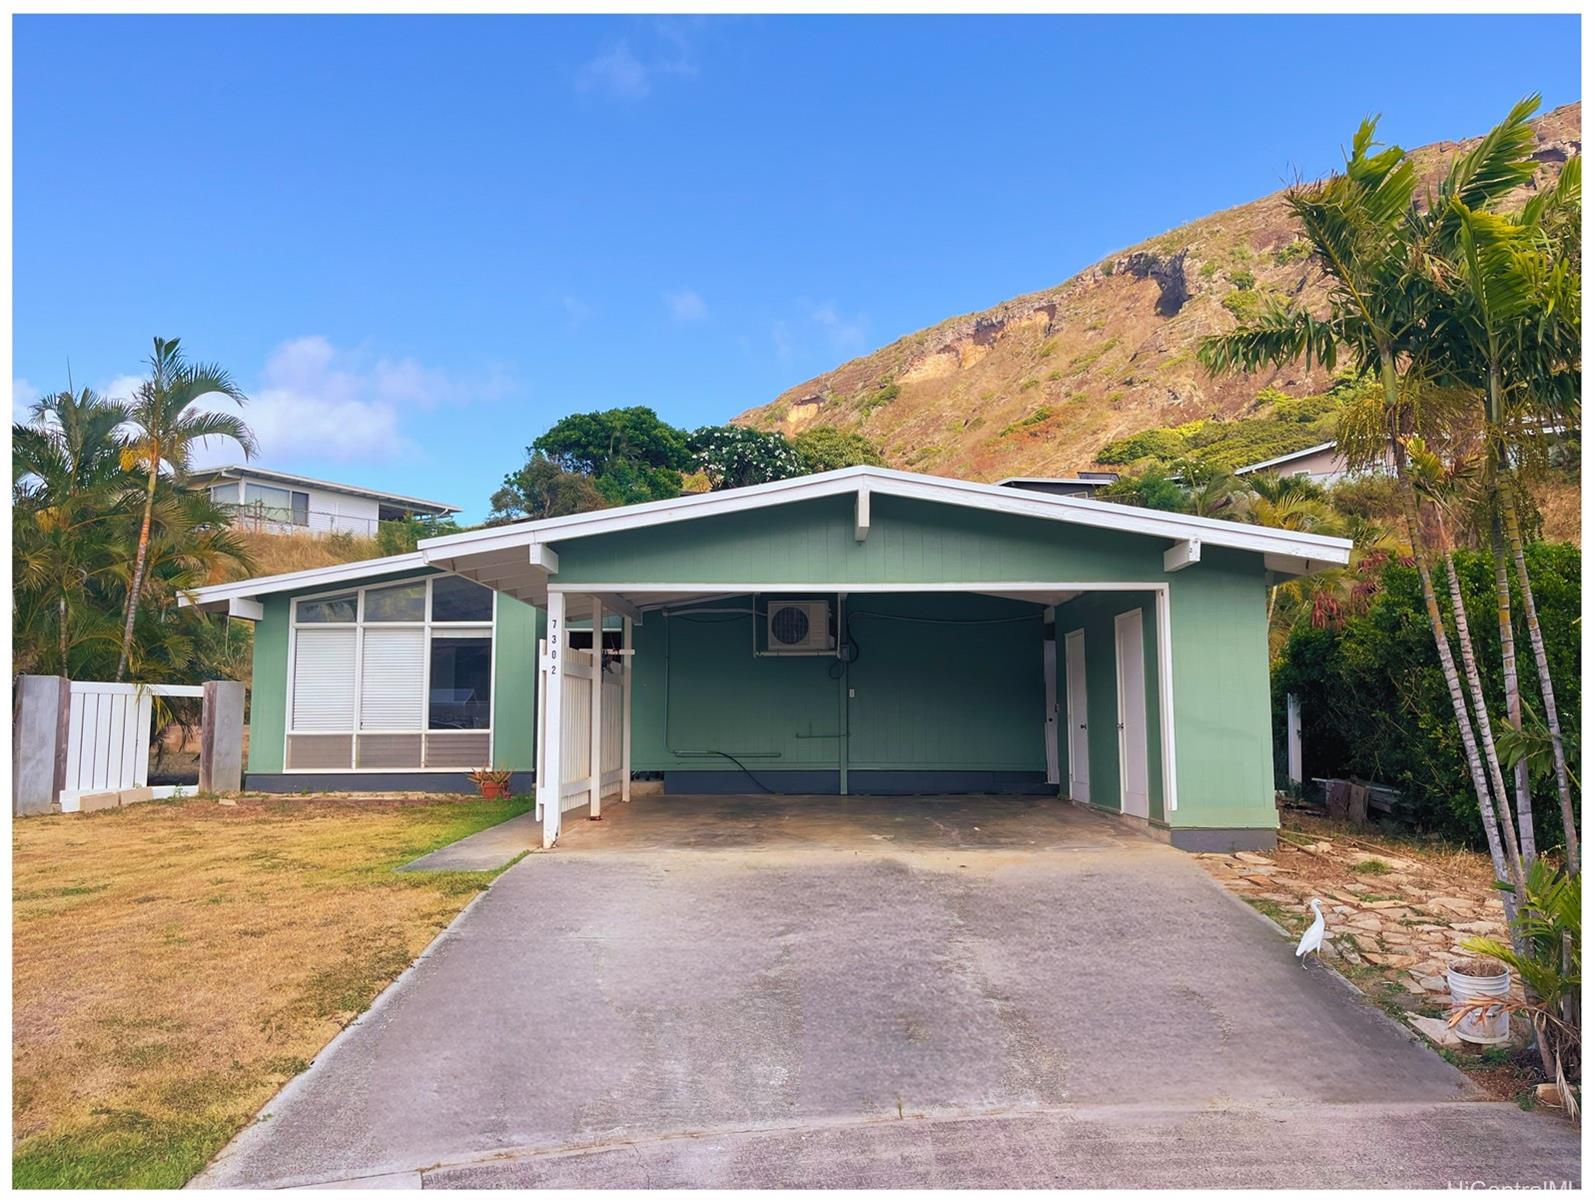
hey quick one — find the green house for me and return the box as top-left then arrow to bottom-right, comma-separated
184,467 -> 1349,852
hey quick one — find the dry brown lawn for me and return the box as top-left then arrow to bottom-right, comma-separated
12,793 -> 532,1188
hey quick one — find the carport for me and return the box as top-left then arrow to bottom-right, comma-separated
416,467 -> 1349,851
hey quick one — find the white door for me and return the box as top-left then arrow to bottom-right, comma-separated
1064,629 -> 1090,804
1115,609 -> 1150,819
1042,632 -> 1060,786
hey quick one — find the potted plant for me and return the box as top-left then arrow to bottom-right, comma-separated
467,767 -> 514,799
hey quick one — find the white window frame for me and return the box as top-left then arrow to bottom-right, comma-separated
285,573 -> 498,772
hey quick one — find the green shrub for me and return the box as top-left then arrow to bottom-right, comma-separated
1037,340 -> 1057,358
1228,268 -> 1256,291
859,382 -> 899,416
1274,238 -> 1311,265
1223,289 -> 1265,321
1273,543 -> 1581,849
1097,428 -> 1189,464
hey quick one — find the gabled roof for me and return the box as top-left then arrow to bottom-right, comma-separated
181,466 -> 1351,613
187,465 -> 460,514
1233,442 -> 1338,476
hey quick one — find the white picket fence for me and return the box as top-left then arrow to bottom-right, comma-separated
59,681 -> 205,811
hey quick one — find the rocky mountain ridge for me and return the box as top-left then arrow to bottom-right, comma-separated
735,103 -> 1581,481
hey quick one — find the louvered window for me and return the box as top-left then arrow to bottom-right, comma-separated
287,575 -> 495,771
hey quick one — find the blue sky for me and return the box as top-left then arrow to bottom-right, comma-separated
14,14 -> 1580,521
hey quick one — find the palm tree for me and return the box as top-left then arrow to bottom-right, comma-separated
1405,436 -> 1525,881
13,389 -> 135,675
1197,102 -> 1544,908
1428,164 -> 1583,873
115,337 -> 256,681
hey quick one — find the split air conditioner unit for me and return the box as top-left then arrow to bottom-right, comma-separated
764,599 -> 834,655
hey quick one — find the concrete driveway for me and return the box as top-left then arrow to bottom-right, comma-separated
196,796 -> 1580,1189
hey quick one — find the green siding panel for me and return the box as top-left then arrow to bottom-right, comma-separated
629,593 -> 1046,774
554,495 -> 1170,586
846,594 -> 1044,770
1164,548 -> 1278,832
247,595 -> 290,774
491,594 -> 541,771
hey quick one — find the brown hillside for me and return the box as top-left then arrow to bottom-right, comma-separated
736,103 -> 1580,481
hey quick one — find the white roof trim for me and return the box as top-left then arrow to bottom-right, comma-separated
178,552 -> 429,610
188,464 -> 460,514
418,466 -> 1351,565
1233,442 -> 1337,476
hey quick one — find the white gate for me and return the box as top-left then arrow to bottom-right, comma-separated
60,681 -> 206,811
535,616 -> 632,836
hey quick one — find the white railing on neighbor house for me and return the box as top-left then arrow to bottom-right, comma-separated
219,501 -> 388,539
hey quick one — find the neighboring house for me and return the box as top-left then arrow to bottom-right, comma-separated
187,466 -> 459,538
1232,441 -> 1392,486
183,466 -> 1350,852
996,472 -> 1120,498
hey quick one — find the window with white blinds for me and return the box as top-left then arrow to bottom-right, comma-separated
359,628 -> 425,730
287,575 -> 495,771
291,628 -> 357,730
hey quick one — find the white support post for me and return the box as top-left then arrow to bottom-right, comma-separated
621,615 -> 633,802
535,637 -> 547,822
588,596 -> 604,820
542,592 -> 565,849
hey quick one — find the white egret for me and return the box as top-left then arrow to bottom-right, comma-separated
1295,898 -> 1325,968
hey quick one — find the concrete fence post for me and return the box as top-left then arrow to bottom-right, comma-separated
13,675 -> 70,816
199,679 -> 246,794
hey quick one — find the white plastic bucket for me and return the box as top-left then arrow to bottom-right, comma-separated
1447,964 -> 1513,1045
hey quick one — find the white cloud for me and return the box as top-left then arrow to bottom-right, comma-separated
577,26 -> 697,101
769,301 -> 871,363
665,288 -> 708,323
806,302 -> 870,352
185,336 -> 511,470
13,378 -> 41,424
578,41 -> 653,100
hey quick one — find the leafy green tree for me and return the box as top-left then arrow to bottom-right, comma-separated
687,425 -> 803,490
488,452 -> 609,524
13,389 -> 136,674
1098,468 -> 1187,511
792,426 -> 885,473
117,337 -> 256,680
532,406 -> 689,505
374,513 -> 465,555
14,387 -> 253,682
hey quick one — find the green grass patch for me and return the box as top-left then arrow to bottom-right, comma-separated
1351,858 -> 1392,875
14,1113 -> 240,1190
